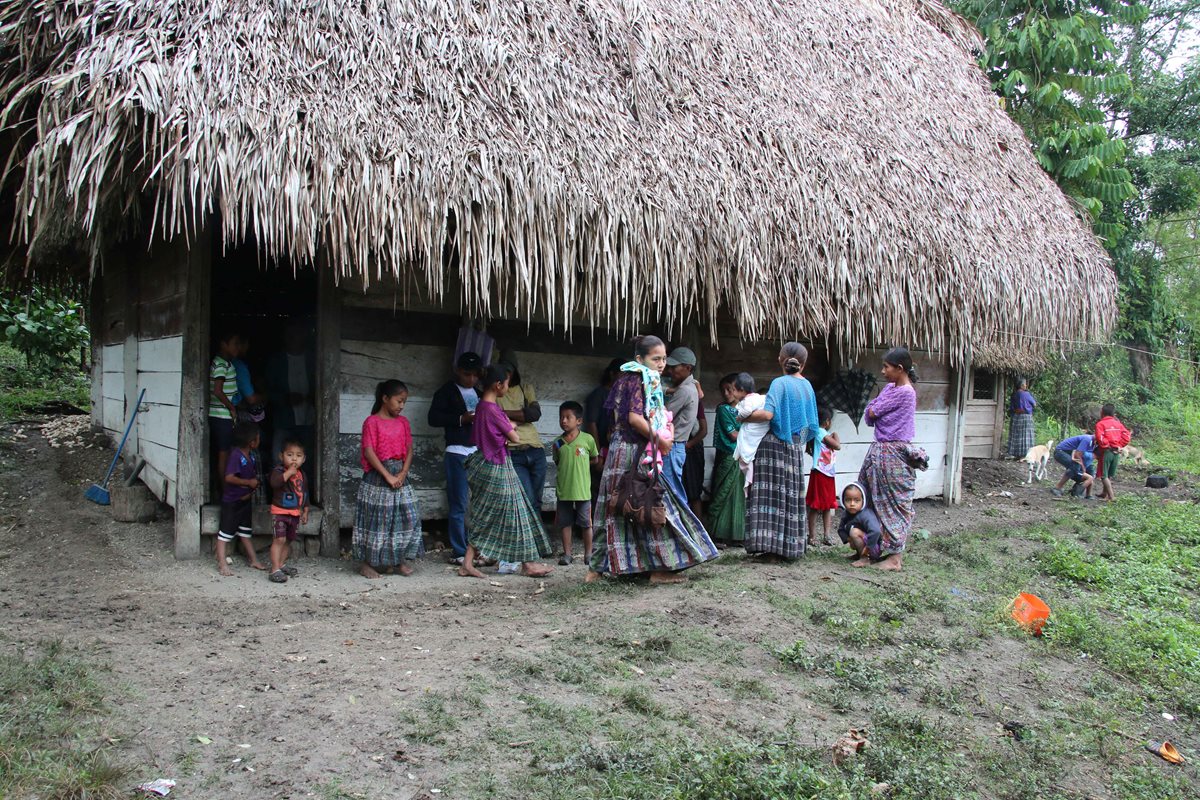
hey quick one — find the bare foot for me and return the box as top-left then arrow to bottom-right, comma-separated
218,564 -> 233,577
585,570 -> 603,583
458,563 -> 486,578
359,564 -> 382,579
249,561 -> 267,571
871,556 -> 903,572
521,562 -> 553,577
395,563 -> 414,577
649,571 -> 687,584
850,557 -> 871,568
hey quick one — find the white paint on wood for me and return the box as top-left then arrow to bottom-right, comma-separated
137,404 -> 181,450
136,371 -> 182,409
101,344 -> 124,373
139,458 -> 175,506
136,336 -> 183,372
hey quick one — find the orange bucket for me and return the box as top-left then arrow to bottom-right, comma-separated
1011,593 -> 1050,635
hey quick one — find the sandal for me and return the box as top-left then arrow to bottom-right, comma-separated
282,564 -> 299,577
269,570 -> 289,583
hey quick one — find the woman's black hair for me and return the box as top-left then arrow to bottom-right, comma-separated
733,372 -> 756,393
883,346 -> 919,383
817,405 -> 833,425
633,335 -> 665,357
601,358 -> 625,385
481,364 -> 509,390
371,379 -> 408,414
719,372 -> 739,389
781,342 -> 807,375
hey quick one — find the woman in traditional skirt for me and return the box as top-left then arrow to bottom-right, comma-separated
1006,379 -> 1037,458
856,347 -> 919,571
744,343 -> 819,561
354,380 -> 423,579
587,335 -> 719,585
707,373 -> 750,546
459,365 -> 554,579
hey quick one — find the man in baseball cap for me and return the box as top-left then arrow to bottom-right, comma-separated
663,347 -> 700,503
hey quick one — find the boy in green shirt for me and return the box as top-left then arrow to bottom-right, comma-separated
553,401 -> 600,566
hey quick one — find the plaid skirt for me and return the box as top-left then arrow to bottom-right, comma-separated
707,451 -> 746,542
590,432 -> 719,575
353,461 -> 424,566
858,441 -> 915,557
1007,413 -> 1035,457
745,433 -> 808,559
466,452 -> 553,563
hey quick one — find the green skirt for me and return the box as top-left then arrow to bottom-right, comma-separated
707,451 -> 745,542
466,452 -> 553,563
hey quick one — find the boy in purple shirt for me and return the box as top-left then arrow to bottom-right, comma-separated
217,422 -> 267,576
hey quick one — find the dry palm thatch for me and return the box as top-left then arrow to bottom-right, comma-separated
0,0 -> 1114,368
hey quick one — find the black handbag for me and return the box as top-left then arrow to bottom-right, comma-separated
608,444 -> 667,531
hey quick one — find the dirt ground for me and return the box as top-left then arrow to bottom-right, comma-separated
0,416 -> 1194,799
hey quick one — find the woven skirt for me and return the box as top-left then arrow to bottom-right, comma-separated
590,432 -> 719,575
707,451 -> 745,542
352,461 -> 424,566
1007,413 -> 1035,458
466,452 -> 553,563
858,441 -> 915,557
744,433 -> 807,559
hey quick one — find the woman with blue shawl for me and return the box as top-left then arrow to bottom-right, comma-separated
743,342 -> 819,561
587,335 -> 719,584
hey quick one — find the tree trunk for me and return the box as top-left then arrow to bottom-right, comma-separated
1125,339 -> 1154,388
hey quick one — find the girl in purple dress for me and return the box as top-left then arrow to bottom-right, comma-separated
857,347 -> 919,571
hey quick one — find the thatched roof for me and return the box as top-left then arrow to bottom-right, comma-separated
0,0 -> 1114,367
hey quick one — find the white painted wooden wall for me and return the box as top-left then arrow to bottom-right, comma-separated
100,344 -> 125,433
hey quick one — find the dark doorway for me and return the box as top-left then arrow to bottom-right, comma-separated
210,243 -> 320,502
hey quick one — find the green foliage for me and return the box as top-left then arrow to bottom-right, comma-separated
0,344 -> 89,421
0,640 -> 126,799
0,287 -> 89,373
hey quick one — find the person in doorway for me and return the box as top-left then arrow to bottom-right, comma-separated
584,358 -> 624,498
1006,379 -> 1037,459
1051,433 -> 1096,500
496,350 -> 547,514
858,347 -> 920,571
265,322 -> 315,464
662,347 -> 700,504
216,421 -> 267,576
459,365 -> 554,579
1093,404 -> 1131,502
209,328 -> 243,491
428,351 -> 483,565
267,437 -> 309,583
231,336 -> 266,424
355,380 -> 423,578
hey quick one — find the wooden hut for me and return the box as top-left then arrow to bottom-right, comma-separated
0,0 -> 1115,558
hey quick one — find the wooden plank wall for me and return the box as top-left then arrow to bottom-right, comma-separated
135,336 -> 183,505
962,368 -> 1002,459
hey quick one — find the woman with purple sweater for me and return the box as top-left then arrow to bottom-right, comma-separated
857,347 -> 919,571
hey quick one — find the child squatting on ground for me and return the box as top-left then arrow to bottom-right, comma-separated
837,482 -> 883,567
216,421 -> 267,576
553,401 -> 601,566
806,405 -> 841,547
267,437 -> 309,583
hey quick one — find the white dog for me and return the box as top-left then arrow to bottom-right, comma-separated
1024,439 -> 1055,484
1119,444 -> 1149,466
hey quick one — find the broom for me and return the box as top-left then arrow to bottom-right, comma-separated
85,388 -> 146,506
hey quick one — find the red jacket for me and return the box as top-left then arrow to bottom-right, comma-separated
1094,416 -> 1131,451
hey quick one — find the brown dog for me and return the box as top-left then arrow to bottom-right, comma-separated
1119,444 -> 1149,466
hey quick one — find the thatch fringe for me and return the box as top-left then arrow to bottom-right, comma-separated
0,0 -> 1113,369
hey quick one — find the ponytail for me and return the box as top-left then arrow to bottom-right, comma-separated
781,342 -> 807,375
372,379 -> 408,414
883,346 -> 919,384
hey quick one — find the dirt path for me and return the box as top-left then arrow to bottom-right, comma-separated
1,417 -> 1193,799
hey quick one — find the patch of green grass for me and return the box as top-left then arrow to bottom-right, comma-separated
399,691 -> 459,745
0,640 -> 126,800
0,345 -> 89,421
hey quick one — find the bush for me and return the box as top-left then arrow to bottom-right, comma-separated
0,287 -> 89,374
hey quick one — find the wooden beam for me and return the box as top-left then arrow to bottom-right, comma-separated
992,375 -> 1008,458
174,225 -> 212,559
88,273 -> 104,429
943,362 -> 969,505
317,258 -> 342,556
122,245 -> 140,467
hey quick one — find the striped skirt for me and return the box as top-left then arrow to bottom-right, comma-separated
744,433 -> 807,559
353,460 -> 424,566
858,441 -> 915,557
707,451 -> 746,542
466,452 -> 553,563
590,432 -> 719,575
1007,413 -> 1035,458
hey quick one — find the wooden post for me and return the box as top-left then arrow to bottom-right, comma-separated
943,361 -> 970,505
88,274 -> 104,430
316,259 -> 342,557
173,225 -> 212,559
122,246 -> 140,467
991,375 -> 1008,458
